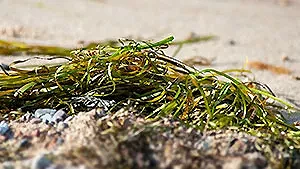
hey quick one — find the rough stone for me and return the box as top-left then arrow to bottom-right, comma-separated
34,109 -> 56,119
0,121 -> 9,135
52,109 -> 68,123
31,154 -> 52,169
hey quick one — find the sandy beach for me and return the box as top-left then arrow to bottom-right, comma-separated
1,0 -> 300,168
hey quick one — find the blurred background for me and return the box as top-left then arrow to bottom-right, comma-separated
1,0 -> 300,104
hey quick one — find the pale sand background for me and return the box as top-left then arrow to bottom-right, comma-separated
1,0 -> 300,116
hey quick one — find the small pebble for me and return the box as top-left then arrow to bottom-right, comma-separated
44,164 -> 61,169
0,121 -> 9,135
20,112 -> 33,122
64,116 -> 74,123
46,138 -> 58,149
243,152 -> 268,168
34,109 -> 56,118
2,161 -> 14,169
41,114 -> 53,124
30,118 -> 42,124
77,40 -> 85,45
31,129 -> 40,137
228,40 -> 236,46
31,154 -> 52,169
292,76 -> 300,81
0,135 -> 6,142
228,138 -> 247,155
281,55 -> 290,62
57,122 -> 68,131
56,137 -> 64,145
198,140 -> 210,151
52,109 -> 68,123
0,63 -> 10,71
95,107 -> 107,118
18,138 -> 30,149
14,130 -> 23,138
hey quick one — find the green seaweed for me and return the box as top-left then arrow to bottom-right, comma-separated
0,35 -> 215,56
0,36 -> 300,163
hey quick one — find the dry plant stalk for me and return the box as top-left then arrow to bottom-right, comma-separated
248,61 -> 292,75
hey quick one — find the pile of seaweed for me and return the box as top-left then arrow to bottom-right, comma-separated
0,36 -> 300,161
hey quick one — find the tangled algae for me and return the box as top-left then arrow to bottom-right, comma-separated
0,36 -> 300,159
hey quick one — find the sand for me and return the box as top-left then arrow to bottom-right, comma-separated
1,0 -> 300,168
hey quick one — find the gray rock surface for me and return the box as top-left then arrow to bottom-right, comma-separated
0,121 -> 9,135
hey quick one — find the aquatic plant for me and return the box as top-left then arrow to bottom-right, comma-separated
0,36 -> 299,162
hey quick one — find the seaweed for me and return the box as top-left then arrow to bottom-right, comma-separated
0,35 -> 215,56
0,36 -> 300,162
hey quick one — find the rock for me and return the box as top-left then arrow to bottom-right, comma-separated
228,138 -> 248,155
0,134 -> 6,142
56,137 -> 64,145
0,63 -> 10,71
2,161 -> 14,169
20,112 -> 33,122
64,116 -> 74,123
31,129 -> 40,137
228,39 -> 236,46
223,157 -> 242,169
44,164 -> 61,169
31,154 -> 52,169
14,130 -> 23,138
52,109 -> 68,123
30,118 -> 42,124
243,152 -> 267,169
46,138 -> 58,149
34,109 -> 56,119
196,139 -> 210,151
41,114 -> 53,124
33,109 -> 69,125
0,121 -> 9,135
57,122 -> 68,131
18,138 -> 31,149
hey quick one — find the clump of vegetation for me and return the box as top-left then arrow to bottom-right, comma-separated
0,36 -> 300,161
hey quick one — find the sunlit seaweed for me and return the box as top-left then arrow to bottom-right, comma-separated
0,36 -> 300,162
0,35 -> 215,56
